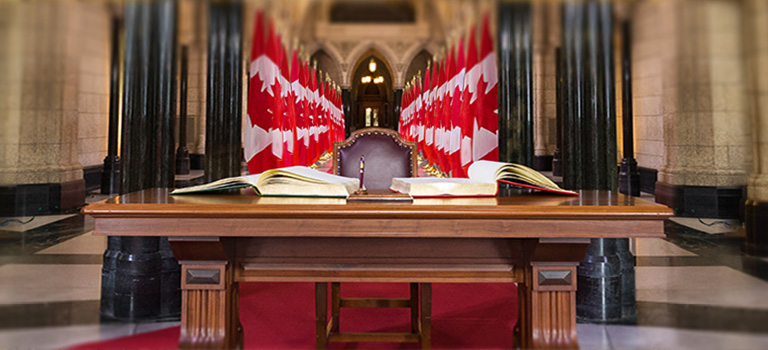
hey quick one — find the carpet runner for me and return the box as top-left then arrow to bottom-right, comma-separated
69,282 -> 517,349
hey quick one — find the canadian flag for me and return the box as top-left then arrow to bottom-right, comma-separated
310,67 -> 320,163
424,65 -> 437,165
434,60 -> 446,171
420,65 -> 432,161
441,51 -> 454,174
475,14 -> 499,162
450,38 -> 466,177
292,52 -> 307,166
461,25 -> 480,175
417,74 -> 426,151
245,12 -> 279,174
279,43 -> 295,167
266,21 -> 284,167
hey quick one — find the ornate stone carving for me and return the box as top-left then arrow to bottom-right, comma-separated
334,40 -> 359,59
387,41 -> 413,56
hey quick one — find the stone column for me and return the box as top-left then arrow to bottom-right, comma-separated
0,1 -> 86,216
653,0 -> 751,219
744,0 -> 768,255
531,1 -> 560,171
497,1 -> 533,167
204,0 -> 243,183
103,0 -> 180,322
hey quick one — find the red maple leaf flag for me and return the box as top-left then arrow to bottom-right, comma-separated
435,59 -> 446,171
245,11 -> 278,174
425,64 -> 437,165
290,49 -> 306,166
417,73 -> 426,151
317,76 -> 327,156
461,25 -> 480,175
420,65 -> 432,161
451,37 -> 467,177
309,66 -> 320,163
441,49 -> 454,174
278,42 -> 295,167
476,13 -> 499,162
265,21 -> 284,167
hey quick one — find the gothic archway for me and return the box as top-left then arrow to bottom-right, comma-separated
349,52 -> 395,132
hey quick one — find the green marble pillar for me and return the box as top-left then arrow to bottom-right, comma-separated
497,2 -> 533,166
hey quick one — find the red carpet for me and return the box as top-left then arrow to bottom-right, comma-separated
69,282 -> 517,349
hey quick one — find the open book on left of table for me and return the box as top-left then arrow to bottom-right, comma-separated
170,166 -> 359,198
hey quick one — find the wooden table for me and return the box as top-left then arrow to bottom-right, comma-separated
83,189 -> 672,349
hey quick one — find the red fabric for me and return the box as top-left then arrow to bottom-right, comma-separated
67,282 -> 517,350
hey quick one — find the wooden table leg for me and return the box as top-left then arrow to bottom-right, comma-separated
420,283 -> 432,350
331,282 -> 340,333
316,282 -> 328,350
178,262 -> 242,350
517,264 -> 579,349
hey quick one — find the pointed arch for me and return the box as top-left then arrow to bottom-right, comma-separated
346,41 -> 399,86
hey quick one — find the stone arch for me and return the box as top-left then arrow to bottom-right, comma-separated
348,49 -> 397,131
402,48 -> 433,85
346,41 -> 399,86
310,49 -> 342,86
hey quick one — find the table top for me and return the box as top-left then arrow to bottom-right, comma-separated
84,188 -> 673,221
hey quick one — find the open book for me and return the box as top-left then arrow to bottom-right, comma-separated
170,166 -> 359,198
390,160 -> 578,197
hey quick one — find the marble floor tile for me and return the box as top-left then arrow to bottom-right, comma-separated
669,217 -> 739,235
632,237 -> 698,257
0,324 -> 135,350
605,324 -> 768,350
0,264 -> 101,304
35,232 -> 105,255
636,266 -> 768,309
0,214 -> 77,233
134,321 -> 180,334
576,324 -> 611,350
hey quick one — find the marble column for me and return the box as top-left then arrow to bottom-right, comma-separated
497,1 -> 533,167
103,0 -> 179,322
744,0 -> 768,256
560,1 -> 626,323
204,0 -> 243,183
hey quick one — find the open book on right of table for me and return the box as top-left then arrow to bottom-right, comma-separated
390,160 -> 579,197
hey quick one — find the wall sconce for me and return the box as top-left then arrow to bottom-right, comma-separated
361,76 -> 372,83
368,58 -> 377,73
373,76 -> 384,84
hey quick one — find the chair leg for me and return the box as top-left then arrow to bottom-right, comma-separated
315,282 -> 328,350
420,283 -> 432,350
331,282 -> 341,333
410,283 -> 419,334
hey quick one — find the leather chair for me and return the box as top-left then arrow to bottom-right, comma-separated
316,127 -> 432,349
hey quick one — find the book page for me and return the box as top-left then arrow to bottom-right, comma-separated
467,160 -> 508,183
170,174 -> 262,194
390,177 -> 495,197
259,166 -> 357,186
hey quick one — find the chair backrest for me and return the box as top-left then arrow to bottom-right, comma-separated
333,127 -> 417,190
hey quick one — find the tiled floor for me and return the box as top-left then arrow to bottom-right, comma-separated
1,190 -> 768,349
